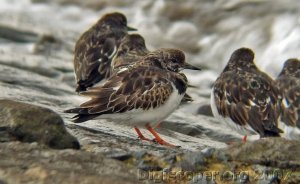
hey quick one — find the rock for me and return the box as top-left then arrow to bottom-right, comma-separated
138,160 -> 162,171
197,104 -> 213,117
178,152 -> 206,171
0,142 -> 144,184
0,100 -> 80,150
0,0 -> 300,183
0,25 -> 39,43
226,138 -> 300,170
32,0 -> 134,9
107,151 -> 133,161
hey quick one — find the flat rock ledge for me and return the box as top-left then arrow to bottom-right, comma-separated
0,142 -> 142,184
0,99 -> 299,184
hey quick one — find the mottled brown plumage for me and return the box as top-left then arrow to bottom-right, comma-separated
112,34 -> 148,70
211,48 -> 283,138
65,48 -> 200,124
276,59 -> 300,139
112,37 -> 196,103
74,12 -> 136,92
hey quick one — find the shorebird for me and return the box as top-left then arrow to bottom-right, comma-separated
112,33 -> 194,103
66,48 -> 201,146
112,33 -> 148,71
73,12 -> 136,92
276,58 -> 300,140
211,47 -> 283,142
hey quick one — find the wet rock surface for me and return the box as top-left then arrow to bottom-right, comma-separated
0,0 -> 300,183
0,99 -> 79,149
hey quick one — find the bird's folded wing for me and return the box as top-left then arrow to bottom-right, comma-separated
65,67 -> 184,123
74,37 -> 117,90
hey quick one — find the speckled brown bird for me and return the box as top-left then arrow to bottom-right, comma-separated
277,58 -> 300,140
73,12 -> 136,92
65,48 -> 201,146
211,48 -> 283,142
112,33 -> 194,103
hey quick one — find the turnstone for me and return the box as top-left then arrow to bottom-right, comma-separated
65,48 -> 201,146
211,47 -> 283,142
112,33 -> 148,71
112,33 -> 194,103
276,58 -> 300,140
73,12 -> 136,92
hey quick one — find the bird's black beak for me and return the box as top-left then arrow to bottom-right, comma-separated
127,26 -> 137,31
183,63 -> 201,70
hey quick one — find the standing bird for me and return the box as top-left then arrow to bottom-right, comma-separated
112,34 -> 148,71
112,34 -> 194,103
74,12 -> 136,92
65,48 -> 201,146
211,48 -> 283,142
276,59 -> 300,140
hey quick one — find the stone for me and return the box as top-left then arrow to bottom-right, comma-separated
226,138 -> 300,170
197,104 -> 213,117
0,100 -> 80,149
0,142 -> 144,184
178,152 -> 206,171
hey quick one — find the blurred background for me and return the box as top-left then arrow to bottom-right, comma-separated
1,0 -> 300,87
1,1 -> 300,183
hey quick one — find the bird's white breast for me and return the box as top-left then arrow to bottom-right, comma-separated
98,84 -> 184,127
279,121 -> 300,140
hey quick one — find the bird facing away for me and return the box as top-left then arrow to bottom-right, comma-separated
65,48 -> 201,146
276,58 -> 300,140
112,33 -> 148,71
211,47 -> 283,142
73,12 -> 136,92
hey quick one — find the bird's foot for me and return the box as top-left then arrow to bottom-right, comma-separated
145,124 -> 180,147
134,127 -> 152,142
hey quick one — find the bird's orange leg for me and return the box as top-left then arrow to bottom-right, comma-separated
134,127 -> 152,141
155,122 -> 161,128
242,135 -> 247,143
145,124 -> 178,147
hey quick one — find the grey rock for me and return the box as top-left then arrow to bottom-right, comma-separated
190,175 -> 217,184
133,150 -> 148,160
0,0 -> 300,183
0,142 -> 144,184
201,147 -> 216,158
138,160 -> 162,171
0,25 -> 39,43
163,154 -> 177,164
160,120 -> 205,137
197,104 -> 213,117
108,151 -> 133,161
179,152 -> 206,171
226,138 -> 300,170
214,150 -> 231,163
32,0 -> 136,9
0,100 -> 80,149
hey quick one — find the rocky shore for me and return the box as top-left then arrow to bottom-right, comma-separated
0,0 -> 300,183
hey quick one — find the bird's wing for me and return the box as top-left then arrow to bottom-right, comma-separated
112,46 -> 148,71
65,67 -> 186,123
74,34 -> 117,92
277,76 -> 300,128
